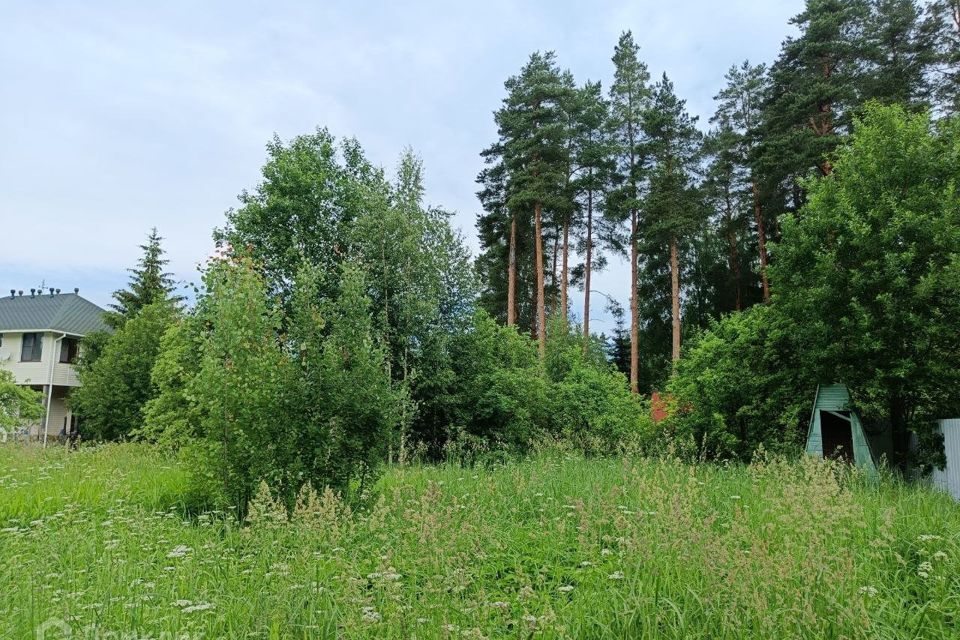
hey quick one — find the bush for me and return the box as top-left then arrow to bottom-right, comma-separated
666,304 -> 812,460
71,301 -> 178,441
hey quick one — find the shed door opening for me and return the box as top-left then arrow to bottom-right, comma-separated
821,410 -> 854,463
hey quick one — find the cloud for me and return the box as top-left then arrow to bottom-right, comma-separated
0,0 -> 803,327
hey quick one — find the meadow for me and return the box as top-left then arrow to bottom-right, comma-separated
2,444 -> 959,639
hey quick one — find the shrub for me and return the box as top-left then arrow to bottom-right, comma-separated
666,304 -> 812,460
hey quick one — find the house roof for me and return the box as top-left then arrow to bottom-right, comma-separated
0,292 -> 110,335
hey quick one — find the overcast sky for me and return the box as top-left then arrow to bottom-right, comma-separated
0,0 -> 801,333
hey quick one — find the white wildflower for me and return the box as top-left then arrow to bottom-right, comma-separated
182,602 -> 215,613
557,585 -> 574,593
859,586 -> 878,597
166,545 -> 192,558
608,571 -> 625,580
361,606 -> 381,622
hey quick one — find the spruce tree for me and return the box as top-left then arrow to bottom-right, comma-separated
108,228 -> 179,328
608,31 -> 652,392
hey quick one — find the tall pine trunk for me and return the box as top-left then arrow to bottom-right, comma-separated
723,184 -> 742,311
560,216 -> 569,324
534,202 -> 547,359
751,179 -> 770,303
507,214 -> 517,325
670,234 -> 680,362
582,190 -> 593,356
630,210 -> 640,393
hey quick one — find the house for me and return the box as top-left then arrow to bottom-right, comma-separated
0,288 -> 109,441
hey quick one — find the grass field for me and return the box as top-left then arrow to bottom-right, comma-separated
2,444 -> 959,639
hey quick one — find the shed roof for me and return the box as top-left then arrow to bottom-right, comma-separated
0,292 -> 110,335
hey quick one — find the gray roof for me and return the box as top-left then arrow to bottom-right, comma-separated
0,292 -> 110,335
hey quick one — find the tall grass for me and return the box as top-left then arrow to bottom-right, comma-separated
1,444 -> 958,638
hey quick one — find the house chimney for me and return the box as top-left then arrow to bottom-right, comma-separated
55,288 -> 60,295
30,289 -> 35,297
9,290 -> 13,299
18,290 -> 23,297
74,287 -> 79,294
49,288 -> 55,296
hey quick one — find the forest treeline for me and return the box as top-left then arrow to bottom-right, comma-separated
476,0 -> 960,393
61,0 -> 960,515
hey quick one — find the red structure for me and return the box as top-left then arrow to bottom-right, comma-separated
650,391 -> 669,423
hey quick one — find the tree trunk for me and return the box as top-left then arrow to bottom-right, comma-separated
752,179 -> 770,303
670,235 -> 680,363
630,210 -> 640,394
582,190 -> 593,356
723,183 -> 741,311
560,217 -> 569,324
507,214 -> 517,325
534,202 -> 546,359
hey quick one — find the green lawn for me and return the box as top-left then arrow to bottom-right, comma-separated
2,444 -> 959,639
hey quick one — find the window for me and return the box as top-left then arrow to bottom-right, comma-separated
20,333 -> 42,362
59,337 -> 79,364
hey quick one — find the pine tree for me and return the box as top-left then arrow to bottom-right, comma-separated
608,31 -> 652,392
108,228 -> 179,328
702,124 -> 750,312
569,81 -> 618,354
860,0 -> 933,108
924,0 -> 960,114
482,51 -> 573,358
712,61 -> 771,302
759,0 -> 867,193
642,74 -> 702,363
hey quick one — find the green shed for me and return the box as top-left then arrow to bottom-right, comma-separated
805,384 -> 878,475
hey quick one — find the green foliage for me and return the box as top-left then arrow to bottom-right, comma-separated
442,311 -> 653,456
6,444 -> 960,639
138,317 -> 204,447
667,305 -> 813,459
108,228 -> 180,329
214,129 -> 389,305
0,369 -> 43,436
772,103 -> 960,469
292,261 -> 404,500
71,301 -> 178,441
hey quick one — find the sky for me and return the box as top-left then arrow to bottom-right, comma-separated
0,0 -> 801,333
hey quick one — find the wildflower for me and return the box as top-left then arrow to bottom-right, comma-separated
166,545 -> 192,558
557,585 -> 574,593
933,551 -> 948,561
918,560 -> 933,578
487,601 -> 509,609
173,599 -> 193,608
917,534 -> 942,542
579,561 -> 593,567
361,606 -> 381,622
608,571 -> 624,580
182,602 -> 215,613
730,495 -> 741,500
522,615 -> 537,624
859,586 -> 878,597
601,548 -> 613,556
